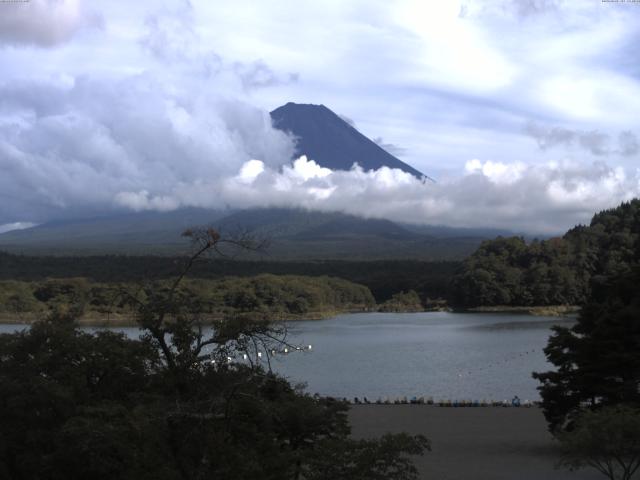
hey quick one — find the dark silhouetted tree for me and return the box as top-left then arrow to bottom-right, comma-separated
0,227 -> 429,479
557,406 -> 640,480
533,268 -> 640,432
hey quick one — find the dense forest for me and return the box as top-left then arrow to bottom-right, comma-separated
0,275 -> 377,324
0,253 -> 457,305
453,199 -> 640,307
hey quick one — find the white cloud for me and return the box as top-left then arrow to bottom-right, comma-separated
115,156 -> 640,235
236,159 -> 266,185
464,158 -> 526,184
392,0 -> 517,94
1,0 -> 640,235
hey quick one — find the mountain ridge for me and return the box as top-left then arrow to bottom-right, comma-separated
270,102 -> 430,179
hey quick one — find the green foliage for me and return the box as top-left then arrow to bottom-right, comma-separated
303,433 -> 430,480
0,290 -> 428,478
0,280 -> 43,317
557,406 -> 640,480
0,313 -> 159,479
379,290 -> 423,312
0,252 -> 459,305
0,274 -> 376,322
453,199 -> 640,307
200,274 -> 376,317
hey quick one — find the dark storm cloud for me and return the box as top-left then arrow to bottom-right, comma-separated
525,123 -> 639,157
373,137 -> 408,157
618,131 -> 639,157
0,0 -> 102,47
338,115 -> 356,128
0,77 -> 296,223
234,61 -> 300,90
465,0 -> 562,19
508,0 -> 562,18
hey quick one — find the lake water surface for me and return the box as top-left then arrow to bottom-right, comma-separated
0,312 -> 572,401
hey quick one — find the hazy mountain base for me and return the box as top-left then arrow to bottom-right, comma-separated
0,208 -> 502,260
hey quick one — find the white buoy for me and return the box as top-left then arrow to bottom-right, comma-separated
284,348 -> 288,354
257,352 -> 262,358
243,354 -> 248,360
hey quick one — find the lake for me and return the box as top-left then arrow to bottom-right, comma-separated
0,312 -> 572,401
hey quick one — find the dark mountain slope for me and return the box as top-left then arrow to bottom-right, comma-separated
215,208 -> 416,240
211,208 -> 486,260
270,102 -> 428,179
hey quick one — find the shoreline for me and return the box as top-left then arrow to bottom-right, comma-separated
0,305 -> 577,327
0,308 -> 373,327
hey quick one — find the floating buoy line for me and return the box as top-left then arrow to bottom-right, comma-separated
454,348 -> 540,379
345,396 -> 538,408
207,345 -> 540,376
204,343 -> 541,407
208,344 -> 313,365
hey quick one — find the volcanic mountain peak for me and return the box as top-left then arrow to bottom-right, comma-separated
270,102 -> 429,180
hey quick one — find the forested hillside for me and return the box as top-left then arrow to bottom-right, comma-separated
453,199 -> 640,307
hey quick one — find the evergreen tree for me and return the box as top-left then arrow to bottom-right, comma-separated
533,267 -> 640,432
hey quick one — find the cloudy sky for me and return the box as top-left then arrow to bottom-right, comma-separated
1,0 -> 639,234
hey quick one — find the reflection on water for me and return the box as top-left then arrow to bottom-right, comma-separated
465,318 -> 575,331
273,312 -> 571,401
0,312 -> 570,401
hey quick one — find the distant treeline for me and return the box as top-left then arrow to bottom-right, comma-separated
0,253 -> 458,305
4,200 -> 639,312
0,274 -> 380,322
453,199 -> 640,307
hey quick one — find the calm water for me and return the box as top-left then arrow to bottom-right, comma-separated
0,312 -> 572,401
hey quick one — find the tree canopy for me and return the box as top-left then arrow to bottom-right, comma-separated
0,228 -> 429,479
532,205 -> 640,433
557,406 -> 640,480
453,199 -> 640,307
